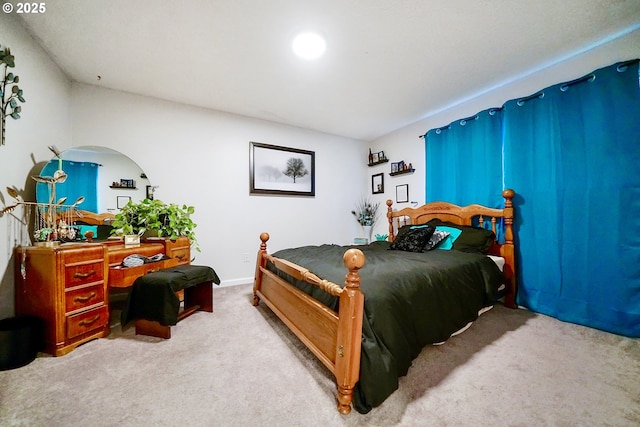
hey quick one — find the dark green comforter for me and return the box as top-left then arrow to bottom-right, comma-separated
271,240 -> 503,414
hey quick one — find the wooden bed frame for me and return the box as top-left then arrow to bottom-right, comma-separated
253,189 -> 516,414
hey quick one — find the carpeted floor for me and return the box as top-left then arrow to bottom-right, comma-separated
1,283 -> 638,426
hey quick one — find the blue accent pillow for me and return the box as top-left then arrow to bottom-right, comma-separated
434,226 -> 462,250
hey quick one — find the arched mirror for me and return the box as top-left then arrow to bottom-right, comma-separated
35,146 -> 151,240
34,146 -> 153,242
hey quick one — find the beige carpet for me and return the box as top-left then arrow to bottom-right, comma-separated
0,284 -> 638,427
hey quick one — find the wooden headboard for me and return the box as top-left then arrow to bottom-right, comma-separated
72,210 -> 116,226
386,189 -> 516,307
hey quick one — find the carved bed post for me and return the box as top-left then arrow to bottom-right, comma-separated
386,199 -> 394,241
335,248 -> 365,415
501,189 -> 517,308
253,232 -> 270,306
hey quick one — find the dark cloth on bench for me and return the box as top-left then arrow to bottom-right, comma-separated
124,265 -> 220,326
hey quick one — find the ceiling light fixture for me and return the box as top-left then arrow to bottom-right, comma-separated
292,32 -> 326,60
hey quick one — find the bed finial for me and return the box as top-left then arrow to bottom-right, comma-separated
386,200 -> 394,241
254,232 -> 271,306
502,188 -> 514,199
338,248 -> 365,414
259,232 -> 270,250
343,248 -> 365,276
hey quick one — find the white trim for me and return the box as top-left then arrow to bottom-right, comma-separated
219,277 -> 253,287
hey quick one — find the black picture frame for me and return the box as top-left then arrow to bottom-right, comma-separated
250,142 -> 315,196
396,184 -> 409,203
372,173 -> 384,194
117,196 -> 131,209
146,185 -> 154,200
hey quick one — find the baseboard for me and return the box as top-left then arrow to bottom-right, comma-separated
219,277 -> 253,287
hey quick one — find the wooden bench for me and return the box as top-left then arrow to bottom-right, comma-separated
125,265 -> 220,339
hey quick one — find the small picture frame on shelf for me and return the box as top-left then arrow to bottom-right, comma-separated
396,184 -> 409,203
368,150 -> 387,165
372,173 -> 384,194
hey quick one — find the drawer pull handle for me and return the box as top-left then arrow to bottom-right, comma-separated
176,254 -> 185,260
79,315 -> 100,326
74,270 -> 96,279
74,292 -> 97,303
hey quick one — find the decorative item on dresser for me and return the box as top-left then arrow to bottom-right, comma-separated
253,189 -> 516,414
109,198 -> 199,252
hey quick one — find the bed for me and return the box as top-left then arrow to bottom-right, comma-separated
252,189 -> 516,414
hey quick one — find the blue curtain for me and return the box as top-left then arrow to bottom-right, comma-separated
36,160 -> 99,212
503,61 -> 640,337
424,60 -> 639,337
425,107 -> 504,208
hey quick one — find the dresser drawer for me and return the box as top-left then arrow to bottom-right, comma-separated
65,284 -> 105,314
66,305 -> 108,339
168,247 -> 190,264
109,258 -> 180,288
63,246 -> 105,263
64,260 -> 105,288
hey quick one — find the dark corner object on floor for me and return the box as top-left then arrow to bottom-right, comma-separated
0,315 -> 44,371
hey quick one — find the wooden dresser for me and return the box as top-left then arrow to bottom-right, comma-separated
15,243 -> 110,356
14,237 -> 191,356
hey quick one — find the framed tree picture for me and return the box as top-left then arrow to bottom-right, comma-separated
249,142 -> 315,196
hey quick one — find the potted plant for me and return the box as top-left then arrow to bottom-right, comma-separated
110,198 -> 199,251
351,197 -> 380,243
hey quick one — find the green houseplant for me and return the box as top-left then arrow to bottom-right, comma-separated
110,198 -> 199,251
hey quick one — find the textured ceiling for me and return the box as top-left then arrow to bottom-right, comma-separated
18,0 -> 640,140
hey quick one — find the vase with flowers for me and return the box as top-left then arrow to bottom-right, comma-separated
351,197 -> 380,243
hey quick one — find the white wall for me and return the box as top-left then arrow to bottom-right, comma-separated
70,83 -> 368,286
0,14 -> 72,318
369,28 -> 640,227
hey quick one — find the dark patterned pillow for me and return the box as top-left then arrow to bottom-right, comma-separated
393,224 -> 414,241
389,225 -> 435,252
424,229 -> 450,251
427,219 -> 496,253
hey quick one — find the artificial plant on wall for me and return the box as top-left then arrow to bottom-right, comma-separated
1,44 -> 26,146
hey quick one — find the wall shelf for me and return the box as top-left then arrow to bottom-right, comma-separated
389,168 -> 415,177
368,159 -> 389,167
109,186 -> 137,190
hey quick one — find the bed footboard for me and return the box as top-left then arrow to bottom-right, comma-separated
253,233 -> 365,415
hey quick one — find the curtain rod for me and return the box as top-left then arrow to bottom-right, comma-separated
418,58 -> 639,139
